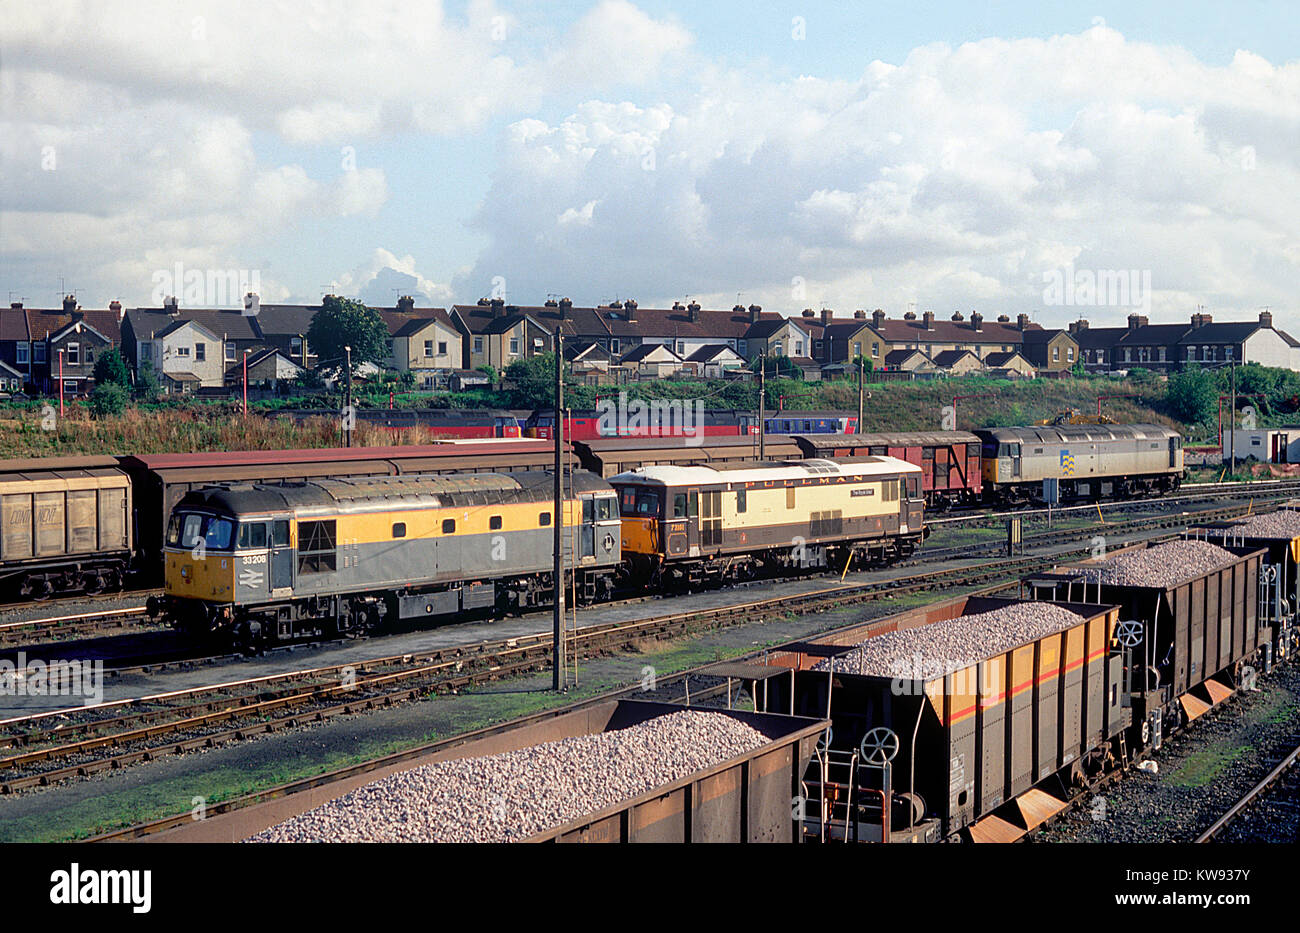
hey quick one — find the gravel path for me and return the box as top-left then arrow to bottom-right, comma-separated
1078,539 -> 1235,587
247,709 -> 768,843
811,602 -> 1084,678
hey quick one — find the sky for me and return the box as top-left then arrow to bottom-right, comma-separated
1,1 -> 1297,330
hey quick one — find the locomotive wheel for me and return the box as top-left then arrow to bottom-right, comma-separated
26,577 -> 53,601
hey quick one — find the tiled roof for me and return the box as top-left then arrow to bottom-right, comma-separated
872,317 -> 1042,344
452,303 -> 786,342
380,309 -> 454,338
686,344 -> 742,362
128,307 -> 259,341
1116,323 -> 1192,345
1175,322 -> 1263,345
0,307 -> 30,341
983,351 -> 1028,367
884,348 -> 928,365
932,349 -> 980,367
620,343 -> 681,363
251,304 -> 318,337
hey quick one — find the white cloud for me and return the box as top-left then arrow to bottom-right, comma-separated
334,248 -> 455,307
459,27 -> 1300,325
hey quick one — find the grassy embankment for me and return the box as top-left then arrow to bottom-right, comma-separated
0,374 -> 1184,458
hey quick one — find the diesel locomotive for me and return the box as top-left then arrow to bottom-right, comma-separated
151,470 -> 621,645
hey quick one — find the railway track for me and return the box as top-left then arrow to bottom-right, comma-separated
3,550 -> 1075,797
1194,737 -> 1300,843
0,604 -> 163,648
3,492 -> 1272,662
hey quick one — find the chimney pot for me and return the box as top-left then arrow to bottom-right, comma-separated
9,301 -> 21,310
870,310 -> 884,326
733,304 -> 745,313
1069,319 -> 1089,333
903,311 -> 916,320
673,301 -> 685,311
1016,313 -> 1029,330
1260,310 -> 1273,327
109,300 -> 122,313
544,299 -> 558,307
821,307 -> 831,326
490,297 -> 506,318
970,311 -> 983,332
951,311 -> 964,321
164,296 -> 179,314
625,299 -> 637,321
62,294 -> 77,314
802,308 -> 815,318
477,297 -> 490,306
922,310 -> 935,330
688,302 -> 701,323
856,310 -> 868,320
997,314 -> 1010,323
244,292 -> 261,317
747,303 -> 761,323
396,295 -> 414,313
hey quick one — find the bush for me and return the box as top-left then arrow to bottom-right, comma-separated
93,348 -> 131,388
89,382 -> 129,418
1166,367 -> 1217,424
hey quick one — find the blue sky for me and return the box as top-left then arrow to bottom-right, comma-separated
2,1 -> 1298,328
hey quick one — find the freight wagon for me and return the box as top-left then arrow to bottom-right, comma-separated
268,408 -> 522,437
790,432 -> 982,510
571,436 -> 801,478
1023,540 -> 1268,750
750,595 -> 1123,843
138,700 -> 828,844
0,456 -> 132,599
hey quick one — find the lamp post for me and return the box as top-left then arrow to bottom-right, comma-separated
242,349 -> 250,416
344,345 -> 353,448
58,349 -> 64,417
552,330 -> 564,691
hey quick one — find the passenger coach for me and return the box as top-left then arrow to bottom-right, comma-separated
612,457 -> 925,587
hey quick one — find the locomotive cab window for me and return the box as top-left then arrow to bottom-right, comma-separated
392,522 -> 407,538
736,488 -> 747,513
273,521 -> 289,547
237,522 -> 267,549
786,486 -> 796,509
882,480 -> 900,502
672,493 -> 687,519
597,498 -> 615,521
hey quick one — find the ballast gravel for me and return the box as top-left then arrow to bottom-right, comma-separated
812,602 -> 1085,679
1077,539 -> 1236,588
1225,510 -> 1300,539
246,709 -> 768,843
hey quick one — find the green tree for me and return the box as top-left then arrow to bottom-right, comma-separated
134,361 -> 161,401
307,296 -> 390,377
506,352 -> 558,407
1166,366 -> 1218,424
93,347 -> 131,388
476,364 -> 499,384
89,382 -> 129,417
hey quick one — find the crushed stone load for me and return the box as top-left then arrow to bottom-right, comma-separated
812,602 -> 1085,679
246,709 -> 768,843
1226,511 -> 1300,539
1077,539 -> 1236,588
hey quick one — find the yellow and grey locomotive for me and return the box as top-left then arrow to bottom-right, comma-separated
150,470 -> 621,646
612,457 -> 925,587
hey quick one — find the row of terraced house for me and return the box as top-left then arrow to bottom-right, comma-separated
0,292 -> 1295,398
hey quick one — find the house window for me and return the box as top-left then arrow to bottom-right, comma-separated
473,337 -> 483,353
1203,345 -> 1212,361
33,342 -> 46,363
795,341 -> 803,356
1226,346 -> 1234,361
1098,349 -> 1105,362
510,337 -> 520,355
140,343 -> 152,361
438,341 -> 447,355
225,344 -> 235,362
66,343 -> 80,365
15,342 -> 28,364
86,347 -> 94,364
1123,348 -> 1131,363
1052,347 -> 1060,362
533,337 -> 544,350
736,340 -> 746,356
676,341 -> 685,355
195,342 -> 205,362
1067,347 -> 1075,362
424,340 -> 433,357
814,340 -> 823,354
176,346 -> 190,358
1186,347 -> 1194,360
610,338 -> 620,354
291,337 -> 303,355
1158,347 -> 1165,362
773,344 -> 783,356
